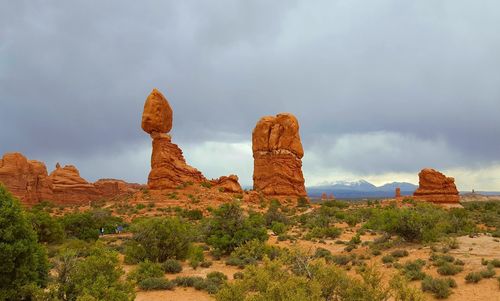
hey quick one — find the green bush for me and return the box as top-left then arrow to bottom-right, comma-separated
401,259 -> 426,281
205,203 -> 268,255
54,245 -> 135,301
138,277 -> 175,290
364,203 -> 472,243
382,255 -> 395,264
128,260 -> 164,283
271,221 -> 287,235
226,239 -> 281,268
181,209 -> 204,220
489,259 -> 500,268
60,211 -> 99,241
27,209 -> 65,244
0,185 -> 49,300
480,266 -> 496,278
465,272 -> 482,283
421,276 -> 455,299
162,259 -> 183,274
437,262 -> 463,276
188,245 -> 204,269
391,249 -> 409,258
125,217 -> 193,263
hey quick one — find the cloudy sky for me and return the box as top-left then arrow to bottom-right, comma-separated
1,0 -> 499,191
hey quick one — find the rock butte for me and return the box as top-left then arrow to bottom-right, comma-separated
395,187 -> 401,198
142,89 -> 242,193
413,168 -> 460,204
252,113 -> 306,197
0,152 -> 142,206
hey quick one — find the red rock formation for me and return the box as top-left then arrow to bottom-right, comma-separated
94,179 -> 145,198
141,88 -> 173,134
321,193 -> 327,200
413,168 -> 459,203
211,175 -> 243,193
0,152 -> 143,206
148,132 -> 206,189
395,187 -> 401,198
49,164 -> 99,204
329,193 -> 335,200
142,89 -> 208,189
252,113 -> 306,197
0,152 -> 53,205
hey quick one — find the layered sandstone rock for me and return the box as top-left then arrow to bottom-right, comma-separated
148,133 -> 206,189
252,113 -> 306,196
94,179 -> 145,198
49,164 -> 99,204
413,168 -> 459,203
211,175 -> 243,193
0,152 -> 53,205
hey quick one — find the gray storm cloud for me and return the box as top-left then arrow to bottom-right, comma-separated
1,0 -> 499,188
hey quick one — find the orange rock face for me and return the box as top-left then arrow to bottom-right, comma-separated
141,89 -> 173,134
148,133 -> 206,189
252,113 -> 306,197
0,153 -> 53,205
211,175 -> 243,193
0,152 -> 142,206
413,168 -> 459,203
49,164 -> 99,204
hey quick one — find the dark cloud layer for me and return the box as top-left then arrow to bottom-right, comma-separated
1,0 -> 499,185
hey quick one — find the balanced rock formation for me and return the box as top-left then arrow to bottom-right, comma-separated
0,152 -> 53,205
142,88 -> 173,134
252,113 -> 306,197
413,168 -> 459,203
211,175 -> 243,193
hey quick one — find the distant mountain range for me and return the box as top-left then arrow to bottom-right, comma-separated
307,180 -> 418,199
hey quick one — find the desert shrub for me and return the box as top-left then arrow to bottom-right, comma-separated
364,204 -> 471,243
226,239 -> 281,268
330,254 -> 351,266
233,271 -> 244,279
465,272 -> 482,283
138,277 -> 175,290
181,209 -> 204,220
480,265 -> 496,278
390,275 -> 426,301
297,197 -> 309,208
54,244 -> 135,301
200,260 -> 213,268
382,255 -> 396,264
305,226 -> 342,240
421,276 -> 455,299
265,201 -> 289,226
437,262 -> 463,276
0,185 -> 49,300
489,259 -> 500,268
27,208 -> 65,244
401,259 -> 426,281
205,203 -> 268,255
391,250 -> 409,258
173,276 -> 205,287
188,245 -> 204,269
125,217 -> 193,263
314,247 -> 332,259
128,260 -> 164,283
60,211 -> 99,241
162,259 -> 183,274
271,221 -> 287,235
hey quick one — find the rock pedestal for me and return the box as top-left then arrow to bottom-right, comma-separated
252,113 -> 306,197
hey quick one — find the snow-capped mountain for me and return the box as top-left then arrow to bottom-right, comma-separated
307,180 -> 418,199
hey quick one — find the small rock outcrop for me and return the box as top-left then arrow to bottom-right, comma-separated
252,113 -> 306,197
49,164 -> 99,204
94,179 -> 145,198
395,187 -> 401,198
413,168 -> 459,203
0,153 -> 53,205
211,175 -> 243,193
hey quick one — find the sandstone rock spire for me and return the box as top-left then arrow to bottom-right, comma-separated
252,113 -> 306,196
